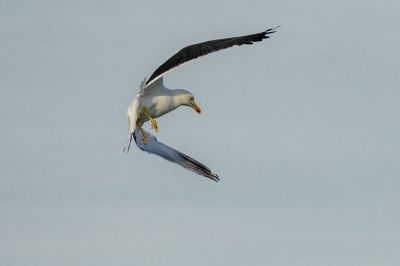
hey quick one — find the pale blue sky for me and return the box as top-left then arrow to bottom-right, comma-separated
1,0 -> 400,265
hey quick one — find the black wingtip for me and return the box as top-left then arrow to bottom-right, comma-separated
208,174 -> 220,182
264,25 -> 281,36
268,25 -> 282,31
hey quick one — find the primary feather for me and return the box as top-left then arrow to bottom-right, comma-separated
133,128 -> 219,181
145,26 -> 279,86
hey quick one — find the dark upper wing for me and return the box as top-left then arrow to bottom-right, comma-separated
145,26 -> 279,86
134,128 -> 219,182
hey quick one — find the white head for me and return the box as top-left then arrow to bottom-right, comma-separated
173,89 -> 201,114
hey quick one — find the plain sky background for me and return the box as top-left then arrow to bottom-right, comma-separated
1,0 -> 400,265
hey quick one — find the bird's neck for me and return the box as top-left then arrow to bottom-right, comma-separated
171,89 -> 189,107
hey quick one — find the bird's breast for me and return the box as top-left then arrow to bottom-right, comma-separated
139,95 -> 176,122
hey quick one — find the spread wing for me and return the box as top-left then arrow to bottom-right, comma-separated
134,129 -> 219,182
145,26 -> 279,86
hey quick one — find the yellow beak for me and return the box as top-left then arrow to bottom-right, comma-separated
191,102 -> 201,114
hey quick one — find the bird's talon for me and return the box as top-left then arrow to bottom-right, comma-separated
151,119 -> 158,132
142,135 -> 148,145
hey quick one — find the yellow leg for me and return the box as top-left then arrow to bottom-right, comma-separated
141,107 -> 158,132
136,121 -> 147,145
140,127 -> 147,145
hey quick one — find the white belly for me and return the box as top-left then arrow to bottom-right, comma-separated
138,94 -> 176,122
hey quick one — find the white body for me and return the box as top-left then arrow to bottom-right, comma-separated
127,77 -> 190,135
136,87 -> 177,122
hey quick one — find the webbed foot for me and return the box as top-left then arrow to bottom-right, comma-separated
150,119 -> 158,132
141,134 -> 148,145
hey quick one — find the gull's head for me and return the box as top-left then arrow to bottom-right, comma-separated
175,90 -> 201,114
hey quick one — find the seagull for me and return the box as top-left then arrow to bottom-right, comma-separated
124,27 -> 279,181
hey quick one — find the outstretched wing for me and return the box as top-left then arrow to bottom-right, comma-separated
145,26 -> 279,86
134,129 -> 219,182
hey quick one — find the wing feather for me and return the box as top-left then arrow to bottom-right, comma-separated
145,26 -> 279,86
134,129 -> 219,182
